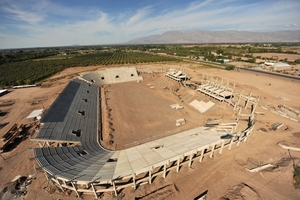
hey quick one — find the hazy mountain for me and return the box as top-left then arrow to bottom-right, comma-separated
126,30 -> 300,44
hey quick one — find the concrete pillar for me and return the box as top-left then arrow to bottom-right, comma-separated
199,149 -> 205,163
228,139 -> 234,150
251,97 -> 259,115
91,183 -> 97,199
238,107 -> 242,116
149,169 -> 152,184
176,158 -> 180,172
243,131 -> 249,143
245,92 -> 252,109
235,92 -> 242,110
210,145 -> 215,158
38,141 -> 43,148
219,141 -> 225,154
132,173 -> 136,190
55,177 -> 64,192
228,91 -> 233,106
71,181 -> 80,197
112,181 -> 117,196
188,153 -> 194,168
44,172 -> 49,181
237,137 -> 241,146
163,164 -> 167,178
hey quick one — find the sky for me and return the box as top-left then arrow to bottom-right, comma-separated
0,0 -> 299,49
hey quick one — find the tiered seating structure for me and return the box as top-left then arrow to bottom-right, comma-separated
197,77 -> 234,103
31,70 -> 258,198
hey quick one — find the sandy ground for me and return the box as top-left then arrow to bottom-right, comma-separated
252,53 -> 300,62
0,63 -> 300,199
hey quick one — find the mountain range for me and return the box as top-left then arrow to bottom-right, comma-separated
126,30 -> 300,44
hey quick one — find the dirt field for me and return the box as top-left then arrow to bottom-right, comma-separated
0,63 -> 300,200
100,73 -> 232,150
252,53 -> 300,62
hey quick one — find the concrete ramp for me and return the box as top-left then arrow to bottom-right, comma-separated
189,100 -> 215,113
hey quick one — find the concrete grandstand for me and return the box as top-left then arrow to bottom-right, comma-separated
31,67 -> 258,198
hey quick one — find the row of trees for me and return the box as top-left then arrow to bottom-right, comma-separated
0,51 -> 177,87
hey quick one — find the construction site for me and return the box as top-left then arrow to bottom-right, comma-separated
0,64 -> 300,200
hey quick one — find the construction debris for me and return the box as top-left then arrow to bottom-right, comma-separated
170,104 -> 183,110
271,123 -> 284,130
0,122 -> 39,153
0,175 -> 34,199
176,118 -> 186,126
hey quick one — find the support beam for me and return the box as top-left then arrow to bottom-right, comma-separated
235,92 -> 242,110
71,181 -> 80,198
228,139 -> 234,150
219,141 -> 225,154
91,183 -> 97,199
112,181 -> 117,196
163,164 -> 167,178
55,177 -> 64,192
132,173 -> 136,190
188,153 -> 194,168
38,141 -> 43,148
245,92 -> 252,109
210,145 -> 215,158
243,132 -> 249,143
199,149 -> 205,163
176,158 -> 180,172
237,137 -> 241,146
149,169 -> 152,184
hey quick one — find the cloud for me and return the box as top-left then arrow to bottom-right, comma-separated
1,0 -> 300,48
126,6 -> 152,25
3,5 -> 44,24
0,0 -> 50,25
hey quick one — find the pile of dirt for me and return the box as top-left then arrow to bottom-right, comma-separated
221,183 -> 261,200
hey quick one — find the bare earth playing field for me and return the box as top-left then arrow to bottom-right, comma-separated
101,75 -> 204,150
0,64 -> 300,199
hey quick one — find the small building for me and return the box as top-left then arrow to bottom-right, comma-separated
263,62 -> 290,71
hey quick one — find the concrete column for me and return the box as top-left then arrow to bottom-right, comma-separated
199,149 -> 205,163
38,141 -> 43,148
188,153 -> 194,168
228,139 -> 234,150
219,141 -> 225,154
132,173 -> 136,190
251,97 -> 259,115
238,107 -> 242,116
235,93 -> 242,110
176,158 -> 180,172
55,177 -> 64,192
71,181 -> 80,197
112,181 -> 117,196
163,164 -> 167,178
236,137 -> 241,146
149,169 -> 152,184
243,131 -> 249,143
245,92 -> 252,109
91,183 -> 97,199
210,145 -> 215,158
